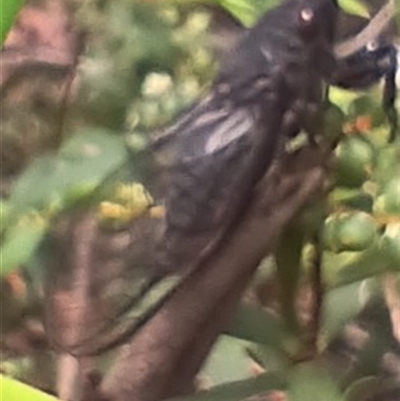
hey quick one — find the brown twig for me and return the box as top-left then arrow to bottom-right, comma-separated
52,30 -> 86,148
334,0 -> 396,58
306,231 -> 325,358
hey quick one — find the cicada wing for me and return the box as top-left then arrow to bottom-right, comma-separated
149,81 -> 287,272
45,81 -> 286,356
44,210 -> 170,355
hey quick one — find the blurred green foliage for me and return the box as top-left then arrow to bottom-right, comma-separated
1,0 -> 399,400
0,0 -> 24,43
1,375 -> 60,401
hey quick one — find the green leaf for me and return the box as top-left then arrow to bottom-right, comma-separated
201,335 -> 255,386
215,0 -> 279,25
1,0 -> 24,44
0,375 -> 60,401
216,0 -> 256,25
288,363 -> 344,401
9,155 -> 59,212
1,215 -> 47,275
247,343 -> 290,372
333,245 -> 389,287
10,128 -> 128,213
171,372 -> 286,401
320,281 -> 369,347
227,303 -> 285,350
338,0 -> 370,17
329,87 -> 360,113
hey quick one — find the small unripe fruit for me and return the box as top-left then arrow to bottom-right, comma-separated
335,136 -> 375,188
324,212 -> 377,252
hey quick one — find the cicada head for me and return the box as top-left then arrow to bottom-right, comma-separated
255,0 -> 338,44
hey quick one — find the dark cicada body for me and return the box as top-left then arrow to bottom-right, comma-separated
151,0 -> 338,271
54,0 -> 339,356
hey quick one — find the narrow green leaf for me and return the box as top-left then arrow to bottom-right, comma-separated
1,216 -> 47,275
9,155 -> 59,212
288,363 -> 344,401
201,335 -> 255,386
338,0 -> 370,17
227,303 -> 285,350
334,245 -> 389,287
0,375 -> 60,401
215,0 -> 279,25
320,281 -> 369,347
10,129 -> 128,213
170,372 -> 286,401
247,343 -> 290,372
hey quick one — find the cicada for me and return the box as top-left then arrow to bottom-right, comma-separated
46,0 -> 339,355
